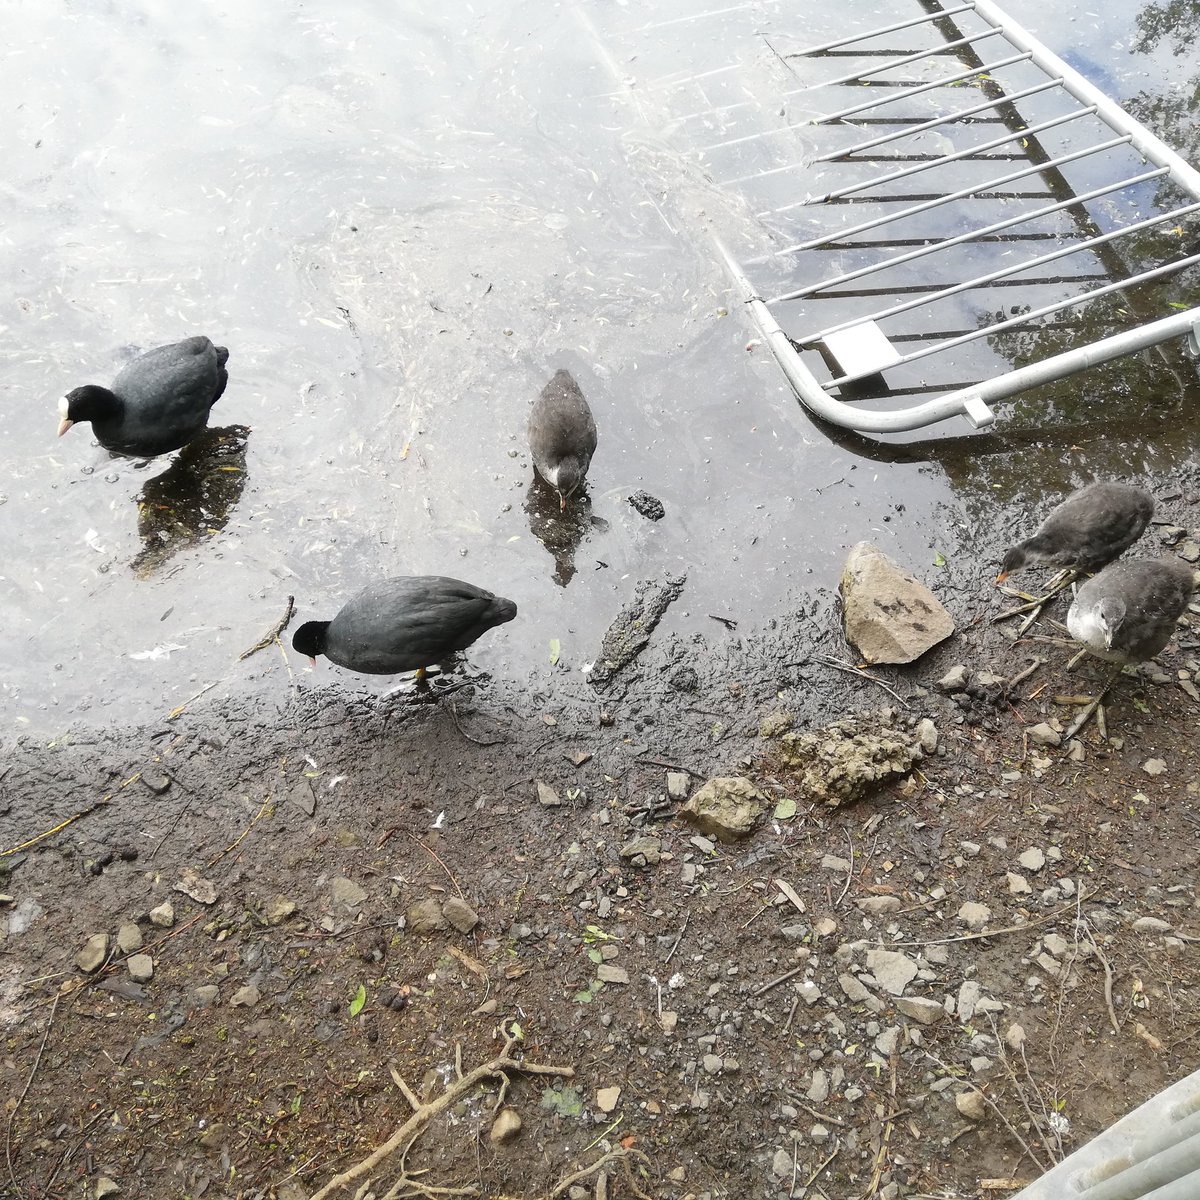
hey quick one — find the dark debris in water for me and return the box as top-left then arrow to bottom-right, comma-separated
589,573 -> 686,690
628,490 -> 665,521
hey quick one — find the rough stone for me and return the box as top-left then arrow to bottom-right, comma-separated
1133,916 -> 1172,934
264,896 -> 297,925
95,1178 -> 121,1199
1007,872 -> 1032,895
1026,723 -> 1061,747
679,776 -> 767,841
407,898 -> 449,935
839,542 -> 955,664
955,1089 -> 987,1120
1018,847 -> 1046,872
442,897 -> 480,934
957,981 -> 982,1023
76,933 -> 109,974
838,973 -> 873,1003
1005,1023 -> 1027,1051
771,1148 -> 792,1179
807,1069 -> 829,1103
936,665 -> 969,693
596,1085 -> 621,1112
897,997 -> 944,1025
666,771 -> 691,800
149,901 -> 175,928
330,877 -> 367,909
957,902 -> 991,931
536,780 -> 563,807
126,953 -> 154,983
174,868 -> 218,906
618,835 -> 662,865
597,963 -> 630,984
116,922 -> 143,954
230,984 -> 261,1008
490,1107 -> 523,1144
778,718 -> 918,809
856,896 -> 902,916
914,717 -> 938,754
865,949 -> 918,996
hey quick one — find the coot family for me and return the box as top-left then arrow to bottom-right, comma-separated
292,576 -> 518,679
528,369 -> 598,512
997,480 -> 1153,583
58,335 -> 229,457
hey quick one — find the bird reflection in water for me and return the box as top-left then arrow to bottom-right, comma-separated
523,476 -> 607,587
132,424 -> 250,578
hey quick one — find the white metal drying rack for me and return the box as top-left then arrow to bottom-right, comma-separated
600,0 -> 1200,433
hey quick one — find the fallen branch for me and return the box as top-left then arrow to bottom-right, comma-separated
811,655 -> 909,708
239,595 -> 296,660
309,1029 -> 573,1200
550,1148 -> 652,1200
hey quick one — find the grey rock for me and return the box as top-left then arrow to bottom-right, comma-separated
597,963 -> 629,984
194,984 -> 220,1006
666,771 -> 691,800
897,997 -> 944,1025
174,868 -> 218,906
771,1148 -> 793,1179
1005,1023 -> 1027,1051
1018,847 -> 1046,872
1133,916 -> 1173,933
407,898 -> 449,935
679,777 -> 766,841
810,1123 -> 831,1143
821,854 -> 851,872
443,897 -> 479,934
957,981 -> 982,1023
290,778 -> 316,816
956,1090 -> 987,1120
149,901 -> 175,928
838,973 -> 873,1003
536,780 -> 563,807
76,933 -> 109,974
1042,933 -> 1069,958
95,1178 -> 121,1199
874,1025 -> 902,1055
857,896 -> 902,916
937,665 -> 969,693
230,984 -> 260,1008
618,835 -> 662,865
126,953 -> 154,983
807,1069 -> 829,1103
702,1054 -> 723,1074
1007,872 -> 1032,895
957,901 -> 991,931
1026,723 -> 1061,747
840,542 -> 955,664
116,922 -> 144,954
915,717 -> 938,754
330,877 -> 367,909
865,949 -> 918,996
759,711 -> 794,738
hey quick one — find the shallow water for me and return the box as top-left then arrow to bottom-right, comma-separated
2,0 -> 1198,732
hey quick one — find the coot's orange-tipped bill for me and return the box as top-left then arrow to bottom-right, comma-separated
995,571 -> 1010,584
57,417 -> 73,437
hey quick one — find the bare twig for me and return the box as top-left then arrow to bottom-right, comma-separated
664,910 -> 690,964
835,828 -> 855,908
310,1032 -> 573,1200
446,702 -> 509,747
1085,926 -> 1120,1035
754,965 -> 805,996
812,655 -> 909,708
892,894 -> 1089,946
207,797 -> 273,868
239,595 -> 296,660
407,833 -> 465,900
550,1148 -> 652,1200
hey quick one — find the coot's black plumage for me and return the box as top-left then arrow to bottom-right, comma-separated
292,576 -> 518,677
1066,558 -> 1195,665
997,480 -> 1153,583
58,335 -> 230,457
528,369 -> 598,512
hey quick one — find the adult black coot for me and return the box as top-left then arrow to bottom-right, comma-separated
528,369 -> 598,512
58,335 -> 230,457
1066,558 -> 1195,665
292,576 -> 518,680
996,480 -> 1153,583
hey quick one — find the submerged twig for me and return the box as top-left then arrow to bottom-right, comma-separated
240,595 -> 296,660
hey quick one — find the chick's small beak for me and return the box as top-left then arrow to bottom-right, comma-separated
995,570 -> 1009,584
559,493 -> 567,512
307,656 -> 316,668
57,417 -> 74,438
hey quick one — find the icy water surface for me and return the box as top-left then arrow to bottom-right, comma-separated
2,0 -> 1199,731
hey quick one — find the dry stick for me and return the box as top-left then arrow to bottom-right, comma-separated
2,770 -> 144,858
1062,666 -> 1122,742
1085,926 -> 1120,1035
5,991 -> 61,1194
407,833 -> 465,900
985,1014 -> 1061,1169
811,655 -> 908,708
310,1035 -> 573,1200
447,702 -> 509,747
239,594 -> 296,660
891,893 -> 1090,947
754,965 -> 805,996
835,828 -> 855,908
800,1141 -> 841,1199
862,1053 -> 899,1200
664,910 -> 690,964
1007,657 -> 1044,690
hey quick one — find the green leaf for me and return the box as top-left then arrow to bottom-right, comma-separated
773,796 -> 797,820
540,1085 -> 585,1117
587,948 -> 602,964
349,984 -> 367,1017
933,550 -> 946,567
549,638 -> 561,666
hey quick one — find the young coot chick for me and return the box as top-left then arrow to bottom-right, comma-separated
528,369 -> 598,512
997,480 -> 1153,583
58,335 -> 230,457
292,576 -> 518,679
1066,557 -> 1195,665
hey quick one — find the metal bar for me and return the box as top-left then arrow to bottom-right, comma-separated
968,0 -> 1200,199
800,200 -> 1200,339
810,51 -> 1033,123
810,77 -> 1063,161
715,236 -> 996,431
903,302 -> 1200,421
776,166 -> 1167,301
787,4 -> 976,57
788,29 -> 1003,92
770,136 -> 1133,244
822,249 -> 1200,386
798,108 -> 1093,200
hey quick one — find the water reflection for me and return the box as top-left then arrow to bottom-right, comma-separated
132,425 -> 249,579
523,476 -> 606,587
